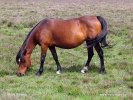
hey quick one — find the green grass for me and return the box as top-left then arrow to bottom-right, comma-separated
0,0 -> 133,99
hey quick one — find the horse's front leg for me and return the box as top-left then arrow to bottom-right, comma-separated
36,45 -> 48,76
49,46 -> 62,74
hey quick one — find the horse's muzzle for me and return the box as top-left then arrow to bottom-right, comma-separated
17,72 -> 25,77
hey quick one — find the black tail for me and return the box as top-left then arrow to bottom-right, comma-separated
101,35 -> 108,48
87,16 -> 108,47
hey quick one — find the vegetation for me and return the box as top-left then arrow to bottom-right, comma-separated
0,0 -> 132,99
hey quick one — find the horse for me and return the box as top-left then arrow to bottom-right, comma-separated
16,15 -> 108,76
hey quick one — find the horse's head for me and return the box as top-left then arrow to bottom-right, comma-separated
16,49 -> 31,76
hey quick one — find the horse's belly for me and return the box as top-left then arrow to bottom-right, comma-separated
54,37 -> 85,49
56,42 -> 84,49
52,26 -> 86,49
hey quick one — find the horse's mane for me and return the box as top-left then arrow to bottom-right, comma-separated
21,19 -> 50,50
16,19 -> 50,64
16,20 -> 41,64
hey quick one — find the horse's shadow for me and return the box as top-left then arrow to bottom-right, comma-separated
46,64 -> 100,73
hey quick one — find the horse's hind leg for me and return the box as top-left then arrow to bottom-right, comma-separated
81,41 -> 94,73
36,45 -> 48,76
94,43 -> 105,74
49,46 -> 61,74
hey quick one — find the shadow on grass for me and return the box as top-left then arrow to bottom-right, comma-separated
0,64 -> 101,77
102,43 -> 116,49
46,64 -> 100,73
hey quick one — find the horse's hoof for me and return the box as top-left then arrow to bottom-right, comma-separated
100,72 -> 104,75
81,66 -> 88,74
56,70 -> 61,74
81,69 -> 85,74
100,69 -> 105,74
36,72 -> 41,76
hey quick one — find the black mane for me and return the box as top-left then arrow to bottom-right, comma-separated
16,20 -> 42,64
16,18 -> 52,64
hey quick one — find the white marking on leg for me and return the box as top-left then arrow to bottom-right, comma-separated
81,69 -> 85,74
56,70 -> 61,74
81,66 -> 88,74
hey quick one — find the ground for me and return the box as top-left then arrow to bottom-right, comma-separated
0,0 -> 133,99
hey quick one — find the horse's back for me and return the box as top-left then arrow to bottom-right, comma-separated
38,16 -> 102,48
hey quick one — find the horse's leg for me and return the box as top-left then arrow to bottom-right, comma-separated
81,41 -> 94,73
94,43 -> 105,74
36,45 -> 48,76
49,46 -> 61,74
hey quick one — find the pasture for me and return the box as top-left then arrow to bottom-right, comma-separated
0,0 -> 133,99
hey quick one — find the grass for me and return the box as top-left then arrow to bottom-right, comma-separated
0,0 -> 133,99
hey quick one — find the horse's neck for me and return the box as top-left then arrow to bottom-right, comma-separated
24,36 -> 36,55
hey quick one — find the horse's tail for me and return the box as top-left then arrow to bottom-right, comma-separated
100,35 -> 108,48
87,16 -> 108,48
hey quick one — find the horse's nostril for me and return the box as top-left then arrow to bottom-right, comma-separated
17,73 -> 21,77
22,73 -> 25,76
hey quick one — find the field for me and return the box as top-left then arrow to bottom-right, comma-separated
0,0 -> 133,99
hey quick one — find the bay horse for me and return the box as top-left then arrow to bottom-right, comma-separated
16,16 -> 108,76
